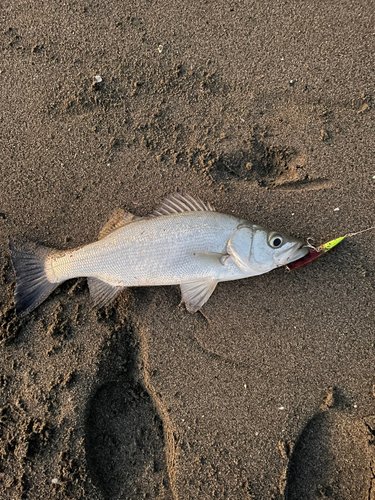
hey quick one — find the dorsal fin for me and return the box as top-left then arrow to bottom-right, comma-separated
99,209 -> 140,239
151,193 -> 215,217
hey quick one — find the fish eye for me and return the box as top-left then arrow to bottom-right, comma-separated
268,233 -> 283,248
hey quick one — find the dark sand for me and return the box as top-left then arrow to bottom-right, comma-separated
1,0 -> 375,498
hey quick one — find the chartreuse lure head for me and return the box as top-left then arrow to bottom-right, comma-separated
319,235 -> 347,252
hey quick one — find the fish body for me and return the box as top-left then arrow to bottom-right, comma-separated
9,193 -> 308,315
49,211 -> 247,285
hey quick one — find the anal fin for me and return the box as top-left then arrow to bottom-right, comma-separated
180,278 -> 218,312
87,277 -> 126,308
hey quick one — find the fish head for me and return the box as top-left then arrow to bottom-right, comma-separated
227,223 -> 308,274
251,226 -> 309,269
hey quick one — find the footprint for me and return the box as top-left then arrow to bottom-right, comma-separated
285,392 -> 370,500
206,133 -> 331,192
84,305 -> 174,500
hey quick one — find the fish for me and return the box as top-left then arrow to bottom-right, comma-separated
9,193 -> 309,316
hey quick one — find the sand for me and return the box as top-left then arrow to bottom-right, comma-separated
1,0 -> 375,498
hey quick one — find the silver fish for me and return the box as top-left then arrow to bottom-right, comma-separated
9,193 -> 308,316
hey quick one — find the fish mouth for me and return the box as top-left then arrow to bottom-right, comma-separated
275,241 -> 309,266
287,242 -> 310,263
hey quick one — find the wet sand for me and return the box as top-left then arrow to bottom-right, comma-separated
1,0 -> 375,498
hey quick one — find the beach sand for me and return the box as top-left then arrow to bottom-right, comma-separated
1,0 -> 375,498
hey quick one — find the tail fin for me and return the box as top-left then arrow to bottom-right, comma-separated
8,238 -> 61,316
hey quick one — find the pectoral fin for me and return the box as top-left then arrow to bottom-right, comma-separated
191,250 -> 226,267
87,277 -> 126,308
227,226 -> 253,272
180,279 -> 218,312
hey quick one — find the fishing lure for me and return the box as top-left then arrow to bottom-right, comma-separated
287,227 -> 375,271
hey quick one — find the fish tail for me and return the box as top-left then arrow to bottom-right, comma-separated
8,238 -> 62,316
